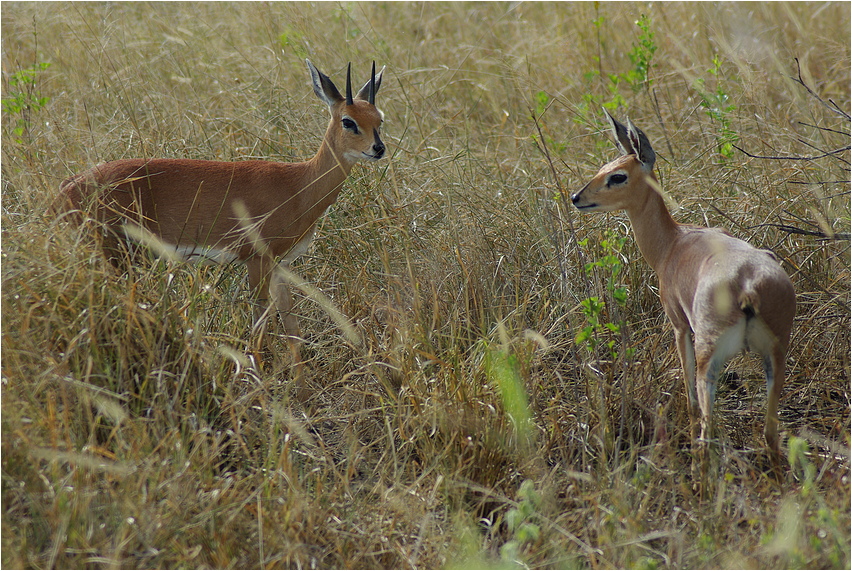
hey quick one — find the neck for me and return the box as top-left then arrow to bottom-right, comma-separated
302,127 -> 354,212
624,173 -> 681,272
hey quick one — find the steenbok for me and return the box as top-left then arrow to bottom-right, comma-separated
57,60 -> 386,374
572,110 -> 796,477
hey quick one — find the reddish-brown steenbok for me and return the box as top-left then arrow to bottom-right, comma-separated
572,110 -> 796,477
57,59 -> 386,371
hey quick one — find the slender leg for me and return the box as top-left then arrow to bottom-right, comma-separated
246,256 -> 301,354
690,352 -> 722,499
246,256 -> 272,333
98,219 -> 136,273
674,328 -> 699,421
764,347 -> 785,470
673,327 -> 702,478
270,263 -> 314,402
246,257 -> 307,400
693,320 -> 746,487
245,256 -> 273,366
695,354 -> 718,452
269,263 -> 303,368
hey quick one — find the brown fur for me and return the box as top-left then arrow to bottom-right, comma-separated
572,111 -> 796,479
56,61 -> 386,381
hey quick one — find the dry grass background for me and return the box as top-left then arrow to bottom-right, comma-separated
2,2 -> 850,569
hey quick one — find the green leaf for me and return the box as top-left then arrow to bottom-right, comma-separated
516,522 -> 540,542
575,326 -> 595,346
534,90 -> 550,116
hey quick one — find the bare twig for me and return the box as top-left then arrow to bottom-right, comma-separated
783,208 -> 822,229
753,223 -> 850,241
790,57 -> 851,120
737,59 -> 852,165
775,209 -> 849,240
708,203 -> 745,233
732,144 -> 851,162
798,121 -> 850,137
786,180 -> 850,187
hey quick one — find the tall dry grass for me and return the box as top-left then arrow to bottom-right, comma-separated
2,2 -> 850,568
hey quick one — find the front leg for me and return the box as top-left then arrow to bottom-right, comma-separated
246,256 -> 274,334
672,325 -> 703,483
673,326 -> 699,438
245,256 -> 303,374
269,262 -> 303,369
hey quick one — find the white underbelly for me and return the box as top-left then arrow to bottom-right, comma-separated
121,222 -> 315,266
172,244 -> 240,264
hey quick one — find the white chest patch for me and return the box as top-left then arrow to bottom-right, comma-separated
282,227 -> 317,265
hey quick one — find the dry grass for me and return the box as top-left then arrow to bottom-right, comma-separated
2,2 -> 850,569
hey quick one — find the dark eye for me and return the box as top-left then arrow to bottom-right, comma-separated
342,118 -> 359,133
608,173 -> 628,186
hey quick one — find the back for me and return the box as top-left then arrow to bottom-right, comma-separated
59,158 -> 319,254
663,226 -> 795,346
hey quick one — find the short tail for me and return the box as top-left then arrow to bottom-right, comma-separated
739,289 -> 760,318
52,175 -> 86,223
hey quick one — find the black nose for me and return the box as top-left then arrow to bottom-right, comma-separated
373,140 -> 385,158
571,193 -> 580,204
371,128 -> 385,158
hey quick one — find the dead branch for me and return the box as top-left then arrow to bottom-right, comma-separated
732,144 -> 851,162
754,223 -> 850,241
791,57 -> 851,120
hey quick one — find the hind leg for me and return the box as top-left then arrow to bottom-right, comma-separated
693,342 -> 733,496
94,220 -> 137,273
694,350 -> 718,484
694,320 -> 748,485
763,347 -> 785,469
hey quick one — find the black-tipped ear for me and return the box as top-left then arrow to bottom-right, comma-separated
356,63 -> 384,103
306,59 -> 343,107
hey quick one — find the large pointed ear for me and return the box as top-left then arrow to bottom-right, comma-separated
355,62 -> 385,104
306,59 -> 343,107
603,108 -> 656,171
625,118 -> 656,170
603,108 -> 633,156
